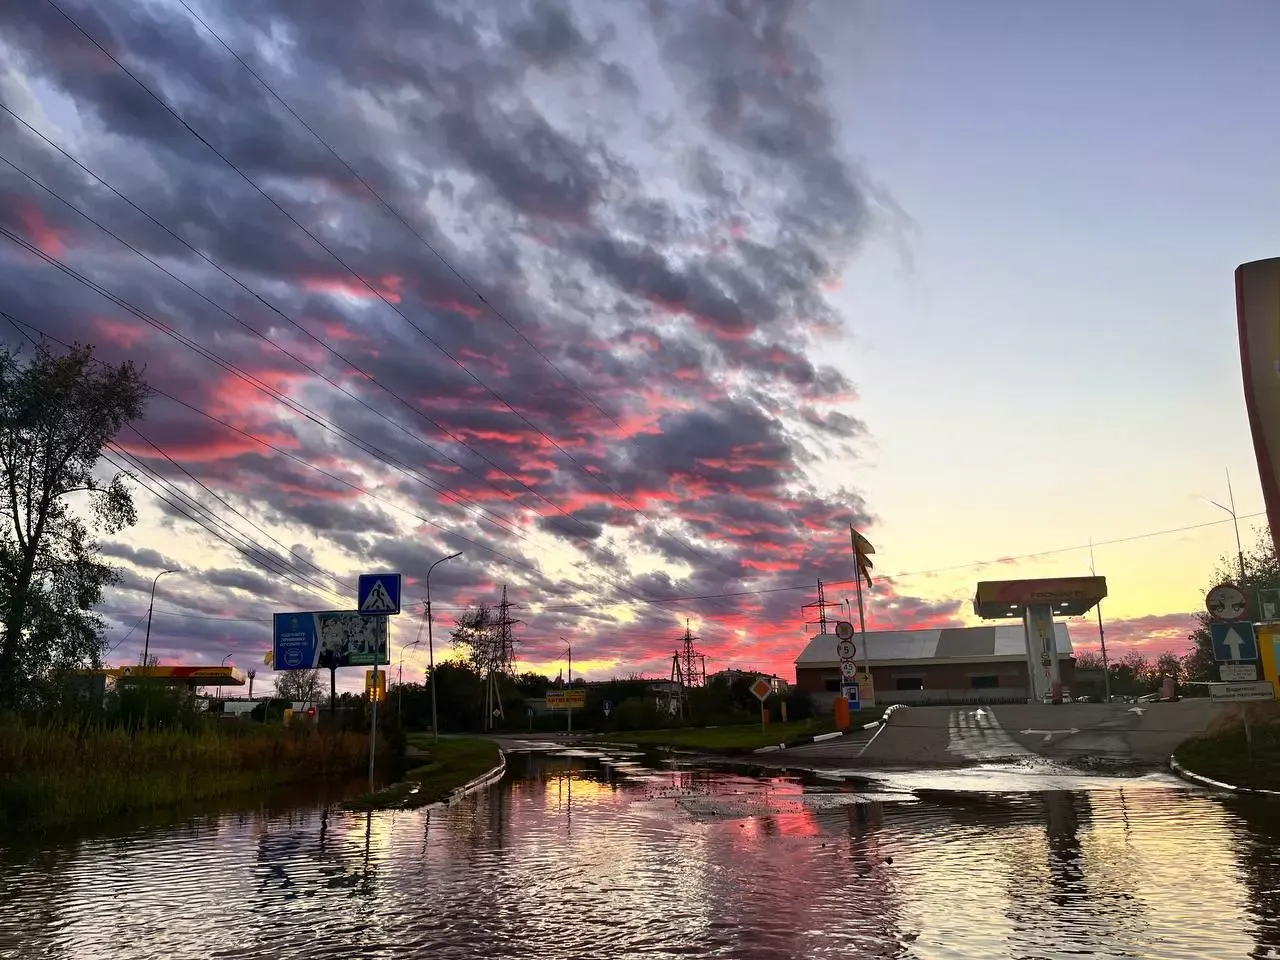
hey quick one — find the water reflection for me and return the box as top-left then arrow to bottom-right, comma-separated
0,752 -> 1277,959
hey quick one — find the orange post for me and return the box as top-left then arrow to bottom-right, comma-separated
834,696 -> 851,729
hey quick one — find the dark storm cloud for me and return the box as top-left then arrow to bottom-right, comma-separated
0,0 -> 891,677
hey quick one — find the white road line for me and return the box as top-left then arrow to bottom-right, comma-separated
946,708 -> 1032,760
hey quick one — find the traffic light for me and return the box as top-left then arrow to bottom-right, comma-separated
365,669 -> 386,702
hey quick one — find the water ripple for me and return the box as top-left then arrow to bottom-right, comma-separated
0,756 -> 1277,959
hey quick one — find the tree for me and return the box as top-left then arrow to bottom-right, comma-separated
1185,532 -> 1280,684
1074,651 -> 1105,671
451,604 -> 496,674
274,668 -> 323,703
0,342 -> 150,708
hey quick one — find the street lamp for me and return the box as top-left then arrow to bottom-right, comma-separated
142,568 -> 179,675
1200,467 -> 1246,585
561,636 -> 572,734
425,550 -> 462,742
217,654 -> 232,700
398,639 -> 421,723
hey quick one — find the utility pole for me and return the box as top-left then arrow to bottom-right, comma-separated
801,579 -> 840,635
1089,537 -> 1112,703
489,586 -> 521,730
669,622 -> 705,720
562,637 -> 573,734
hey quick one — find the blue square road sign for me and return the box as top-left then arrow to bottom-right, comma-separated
1210,621 -> 1258,662
358,573 -> 402,615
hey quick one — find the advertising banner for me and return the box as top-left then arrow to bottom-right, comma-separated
1237,257 -> 1280,555
272,611 -> 389,669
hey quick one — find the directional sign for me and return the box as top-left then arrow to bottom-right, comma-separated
750,676 -> 774,702
358,573 -> 402,615
834,621 -> 855,641
1208,680 -> 1275,702
836,639 -> 856,660
1210,621 -> 1258,662
1206,583 -> 1248,621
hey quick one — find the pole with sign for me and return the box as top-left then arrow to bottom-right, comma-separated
750,676 -> 773,732
356,572 -> 402,793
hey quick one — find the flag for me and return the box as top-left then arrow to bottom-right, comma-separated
264,649 -> 274,667
850,526 -> 874,588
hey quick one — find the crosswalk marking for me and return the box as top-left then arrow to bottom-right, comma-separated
946,708 -> 1032,760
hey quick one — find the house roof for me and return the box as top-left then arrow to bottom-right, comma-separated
794,623 -> 1074,666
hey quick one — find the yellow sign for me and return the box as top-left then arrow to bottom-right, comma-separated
545,690 -> 586,709
1258,624 -> 1280,699
365,669 -> 386,702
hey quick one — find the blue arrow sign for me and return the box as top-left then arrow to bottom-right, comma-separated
358,573 -> 402,615
1210,621 -> 1258,662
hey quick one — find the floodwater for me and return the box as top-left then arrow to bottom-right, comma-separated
1,746 -> 1278,960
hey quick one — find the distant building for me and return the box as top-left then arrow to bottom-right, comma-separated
794,623 -> 1076,707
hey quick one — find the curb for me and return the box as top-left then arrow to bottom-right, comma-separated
446,749 -> 507,805
754,704 -> 907,754
1168,754 -> 1280,797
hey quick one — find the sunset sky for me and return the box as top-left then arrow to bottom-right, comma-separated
2,0 -> 1278,690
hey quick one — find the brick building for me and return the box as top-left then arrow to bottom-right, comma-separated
794,623 -> 1076,706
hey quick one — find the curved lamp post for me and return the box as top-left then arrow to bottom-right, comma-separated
425,551 -> 462,742
142,568 -> 180,674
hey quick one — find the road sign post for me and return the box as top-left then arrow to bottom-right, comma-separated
358,573 -> 403,615
1206,583 -> 1248,622
750,676 -> 773,732
1210,622 -> 1259,662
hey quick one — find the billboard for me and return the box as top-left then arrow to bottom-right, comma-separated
545,690 -> 587,709
1237,257 -> 1280,556
272,611 -> 389,670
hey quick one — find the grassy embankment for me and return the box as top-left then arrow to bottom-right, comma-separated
587,715 -> 877,753
344,735 -> 502,811
0,720 -> 380,834
1174,703 -> 1280,791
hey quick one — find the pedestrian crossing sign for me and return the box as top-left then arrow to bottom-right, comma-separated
358,573 -> 402,615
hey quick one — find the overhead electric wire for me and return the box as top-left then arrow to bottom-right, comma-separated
0,128 -> 714,611
99,446 -> 346,604
42,0 -> 738,580
124,424 -> 350,592
174,0 -> 626,434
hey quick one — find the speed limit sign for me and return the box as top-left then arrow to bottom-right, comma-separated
836,639 -> 856,660
840,660 -> 859,679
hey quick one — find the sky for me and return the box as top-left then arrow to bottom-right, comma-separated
1,0 -> 1278,692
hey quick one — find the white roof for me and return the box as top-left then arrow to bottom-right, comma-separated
795,623 -> 1074,666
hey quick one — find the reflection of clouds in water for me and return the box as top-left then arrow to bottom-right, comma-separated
0,756 -> 1274,959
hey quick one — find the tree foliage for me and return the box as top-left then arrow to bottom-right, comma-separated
274,668 -> 324,703
0,342 -> 150,708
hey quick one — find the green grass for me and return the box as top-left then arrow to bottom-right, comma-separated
586,716 -> 873,753
1175,715 -> 1280,791
343,736 -> 502,811
0,718 -> 378,834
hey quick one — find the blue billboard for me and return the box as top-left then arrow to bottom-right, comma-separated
272,611 -> 390,670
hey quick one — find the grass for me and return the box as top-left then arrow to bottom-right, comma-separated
0,718 -> 379,834
343,736 -> 502,811
585,716 -> 875,753
1174,706 -> 1280,791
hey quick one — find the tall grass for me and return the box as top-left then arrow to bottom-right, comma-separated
0,718 -> 382,833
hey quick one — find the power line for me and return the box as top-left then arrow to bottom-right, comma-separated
41,0 -> 736,580
0,127 -> 625,564
0,132 -> 717,612
174,0 -> 626,435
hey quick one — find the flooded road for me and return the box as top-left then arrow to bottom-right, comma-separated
1,745 -> 1278,959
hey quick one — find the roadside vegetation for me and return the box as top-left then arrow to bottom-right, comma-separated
344,736 -> 501,811
1174,704 -> 1280,791
0,715 -> 383,833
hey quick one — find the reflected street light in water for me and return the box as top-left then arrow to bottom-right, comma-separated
142,568 -> 179,674
425,550 -> 462,742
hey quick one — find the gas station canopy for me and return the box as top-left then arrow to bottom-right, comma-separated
80,665 -> 247,686
973,576 -> 1108,619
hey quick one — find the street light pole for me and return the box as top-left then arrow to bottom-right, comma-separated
562,637 -> 572,734
425,550 -> 462,743
142,569 -> 179,674
398,639 -> 420,724
1202,469 -> 1246,585
217,653 -> 231,700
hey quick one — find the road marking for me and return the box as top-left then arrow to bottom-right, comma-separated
947,708 -> 1031,759
1128,706 -> 1145,715
1019,727 -> 1081,743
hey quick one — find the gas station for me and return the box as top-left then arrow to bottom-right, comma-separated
973,575 -> 1108,704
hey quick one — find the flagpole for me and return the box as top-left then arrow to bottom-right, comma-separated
850,525 -> 869,665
